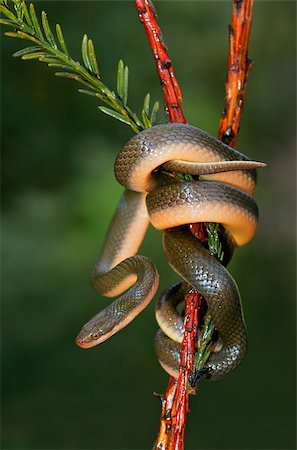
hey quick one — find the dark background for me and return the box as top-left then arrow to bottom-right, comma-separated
1,1 -> 296,449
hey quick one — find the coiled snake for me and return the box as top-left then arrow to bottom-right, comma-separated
76,123 -> 264,381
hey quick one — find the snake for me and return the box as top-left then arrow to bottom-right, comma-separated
76,123 -> 264,381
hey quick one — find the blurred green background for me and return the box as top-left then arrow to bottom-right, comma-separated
1,1 -> 296,449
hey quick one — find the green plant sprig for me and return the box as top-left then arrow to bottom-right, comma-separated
0,0 -> 159,134
190,311 -> 215,383
189,222 -> 225,390
206,222 -> 224,262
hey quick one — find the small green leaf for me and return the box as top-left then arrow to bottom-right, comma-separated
29,3 -> 43,39
130,122 -> 142,134
55,24 -> 68,55
11,30 -> 41,44
78,89 -> 97,97
4,31 -> 18,37
5,30 -> 42,43
47,63 -> 71,69
206,222 -> 224,260
55,72 -> 90,87
41,11 -> 56,48
0,5 -> 16,21
99,106 -> 131,125
78,89 -> 105,102
55,71 -> 85,81
191,311 -> 215,382
141,110 -> 152,128
208,235 -> 214,249
123,65 -> 128,106
13,46 -> 43,57
143,93 -> 150,116
55,71 -> 79,78
150,101 -> 159,124
22,52 -> 46,60
0,19 -> 16,27
130,111 -> 143,128
117,59 -> 124,99
81,91 -> 107,104
14,0 -> 24,21
87,38 -> 100,76
39,56 -> 62,64
81,34 -> 92,72
21,1 -> 33,28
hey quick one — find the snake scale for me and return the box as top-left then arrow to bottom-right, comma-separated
76,123 -> 264,381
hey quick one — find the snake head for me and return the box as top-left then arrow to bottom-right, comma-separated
75,308 -> 117,348
75,325 -> 106,349
75,311 -> 109,348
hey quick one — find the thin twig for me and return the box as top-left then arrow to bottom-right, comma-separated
135,0 -> 186,124
218,0 -> 254,146
153,377 -> 177,450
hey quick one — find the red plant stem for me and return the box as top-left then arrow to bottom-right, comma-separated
153,377 -> 177,450
135,1 -> 254,449
170,290 -> 200,449
218,0 -> 254,146
134,0 -> 186,124
134,2 -> 197,449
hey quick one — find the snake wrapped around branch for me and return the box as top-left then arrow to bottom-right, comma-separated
76,123 -> 265,381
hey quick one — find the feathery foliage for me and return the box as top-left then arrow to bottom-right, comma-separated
191,311 -> 215,380
206,222 -> 224,262
0,0 -> 160,134
189,222 -> 224,388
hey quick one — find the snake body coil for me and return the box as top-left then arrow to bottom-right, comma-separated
76,123 -> 264,381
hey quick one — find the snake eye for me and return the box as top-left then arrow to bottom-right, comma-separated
91,332 -> 100,340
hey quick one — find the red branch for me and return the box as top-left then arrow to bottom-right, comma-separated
135,2 -> 197,449
135,0 -> 186,124
219,0 -> 254,146
170,290 -> 200,448
153,377 -> 177,449
135,1 -> 254,449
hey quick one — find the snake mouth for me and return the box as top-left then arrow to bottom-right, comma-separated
75,329 -> 102,349
75,334 -> 92,349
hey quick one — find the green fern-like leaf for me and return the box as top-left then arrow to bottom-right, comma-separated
13,45 -> 43,57
82,34 -> 92,72
117,59 -> 129,106
21,1 -> 33,28
99,107 -> 131,125
55,23 -> 68,55
143,93 -> 150,116
87,39 -> 100,76
150,101 -> 160,125
0,0 -> 160,134
29,3 -> 43,39
141,110 -> 152,128
41,11 -> 56,48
